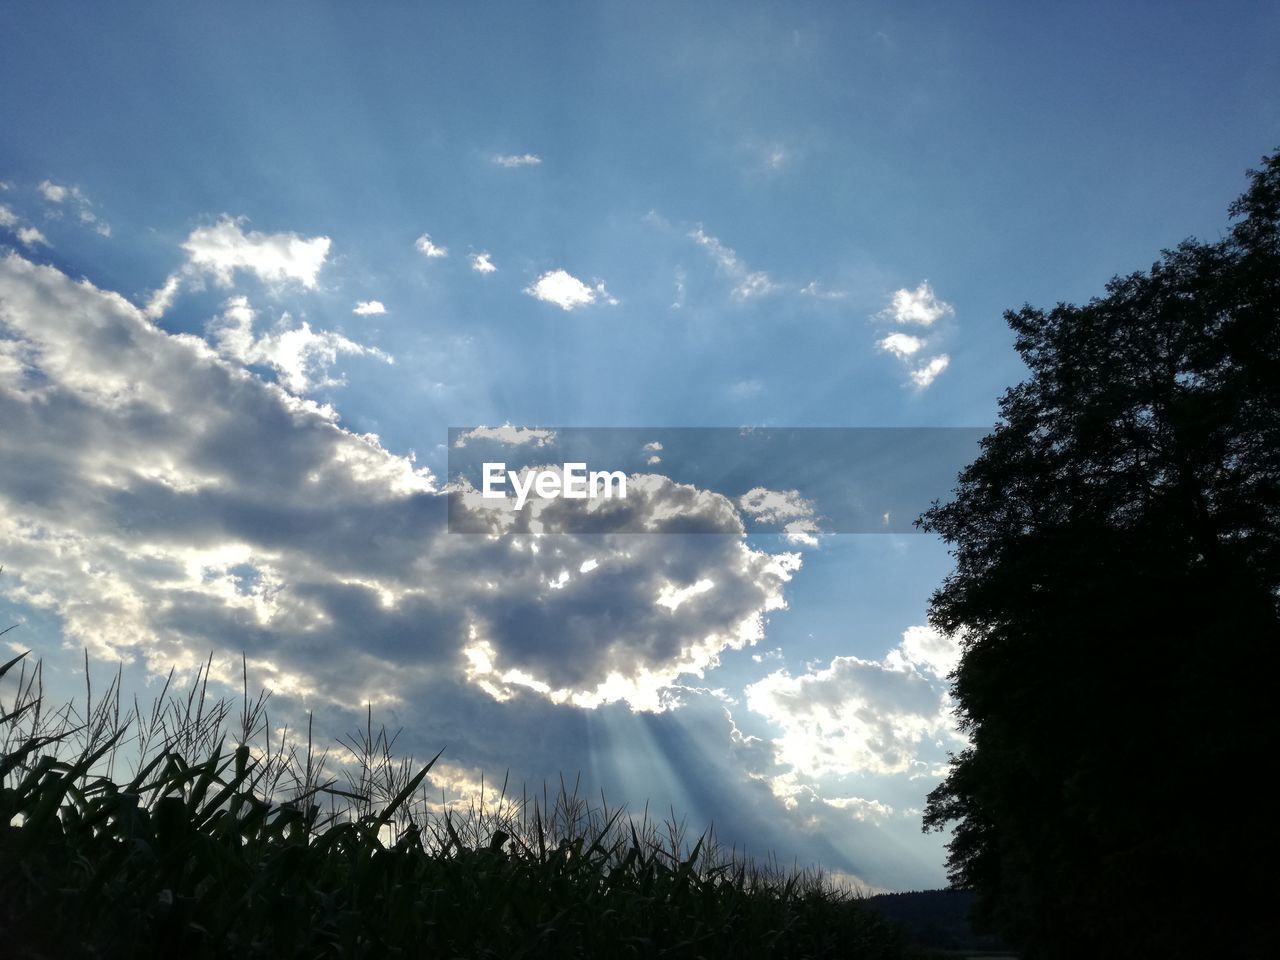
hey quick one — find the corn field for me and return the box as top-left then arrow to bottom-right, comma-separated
0,649 -> 915,959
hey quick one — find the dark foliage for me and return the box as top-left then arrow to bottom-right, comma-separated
921,151 -> 1280,958
0,652 -> 913,960
866,890 -> 1008,953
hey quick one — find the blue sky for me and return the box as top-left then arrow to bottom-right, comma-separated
1,1 -> 1276,890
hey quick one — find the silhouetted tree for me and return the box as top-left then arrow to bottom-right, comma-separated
921,151 -> 1280,959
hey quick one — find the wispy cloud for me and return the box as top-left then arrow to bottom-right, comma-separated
453,424 -> 556,448
206,296 -> 391,394
38,179 -> 111,236
492,153 -> 542,168
800,281 -> 847,300
470,252 -> 497,274
688,225 -> 776,301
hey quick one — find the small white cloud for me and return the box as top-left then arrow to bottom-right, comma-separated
17,226 -> 49,249
470,252 -> 497,274
183,217 -> 331,289
523,269 -> 614,311
414,233 -> 448,258
353,300 -> 387,316
910,354 -> 950,388
643,441 -> 663,452
883,281 -> 953,326
0,204 -> 17,227
877,332 -> 925,359
38,180 -> 73,203
492,153 -> 542,168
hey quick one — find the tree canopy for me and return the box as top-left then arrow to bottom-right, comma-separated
921,151 -> 1280,958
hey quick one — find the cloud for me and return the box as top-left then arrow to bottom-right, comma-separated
882,282 -> 953,326
183,217 -> 331,288
38,180 -> 110,237
38,180 -> 73,203
206,295 -> 392,394
452,425 -> 556,448
800,281 -> 847,300
884,625 -> 961,680
470,252 -> 496,274
738,488 -> 821,546
492,153 -> 542,168
1,201 -> 53,248
353,300 -> 387,316
415,233 -> 448,258
688,226 -> 776,301
874,282 -> 954,388
877,332 -> 925,360
738,488 -> 814,525
910,355 -> 949,388
0,252 -> 802,720
79,209 -> 111,237
16,227 -> 48,249
744,626 -> 962,779
523,269 -> 616,311
143,273 -> 183,320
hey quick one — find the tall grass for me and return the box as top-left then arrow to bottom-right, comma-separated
0,649 -> 914,959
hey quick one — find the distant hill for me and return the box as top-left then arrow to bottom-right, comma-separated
866,889 -> 1013,955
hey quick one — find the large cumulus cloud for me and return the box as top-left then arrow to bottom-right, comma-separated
0,253 -> 798,714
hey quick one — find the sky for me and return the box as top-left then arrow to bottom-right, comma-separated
0,1 -> 1276,891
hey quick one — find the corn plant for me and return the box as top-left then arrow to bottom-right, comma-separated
0,649 -> 917,959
